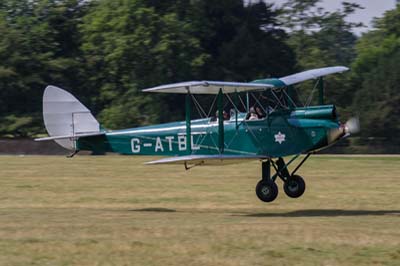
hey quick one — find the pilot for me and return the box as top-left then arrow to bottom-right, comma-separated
215,110 -> 230,121
213,110 -> 219,122
247,107 -> 259,120
230,108 -> 236,119
223,110 -> 230,120
255,107 -> 266,119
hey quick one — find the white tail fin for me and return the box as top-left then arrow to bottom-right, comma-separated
42,85 -> 100,150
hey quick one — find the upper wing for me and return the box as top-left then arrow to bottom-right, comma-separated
142,66 -> 349,94
145,154 -> 268,166
279,66 -> 349,86
142,81 -> 273,94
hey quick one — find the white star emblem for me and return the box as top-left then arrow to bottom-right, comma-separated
274,131 -> 286,144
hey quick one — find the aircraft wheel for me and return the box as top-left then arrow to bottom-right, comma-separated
256,180 -> 278,202
283,175 -> 306,198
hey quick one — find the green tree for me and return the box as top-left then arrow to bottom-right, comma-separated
0,0 -> 297,136
352,5 -> 400,145
281,0 -> 363,117
192,0 -> 296,80
80,0 -> 208,128
0,0 -> 89,137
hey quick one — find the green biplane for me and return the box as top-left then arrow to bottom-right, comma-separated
36,66 -> 359,203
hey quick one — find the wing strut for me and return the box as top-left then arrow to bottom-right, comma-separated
234,90 -> 239,129
217,88 -> 224,153
185,87 -> 191,154
318,77 -> 324,105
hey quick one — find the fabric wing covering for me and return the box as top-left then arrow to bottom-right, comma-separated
142,81 -> 273,94
145,155 -> 268,166
142,66 -> 349,94
279,66 -> 349,86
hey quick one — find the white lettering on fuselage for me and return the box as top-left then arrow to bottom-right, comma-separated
178,135 -> 186,151
155,137 -> 164,152
191,135 -> 200,150
131,138 -> 140,153
165,136 -> 174,150
131,135 -> 201,153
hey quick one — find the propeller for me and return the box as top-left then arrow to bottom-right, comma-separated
344,117 -> 360,134
328,117 -> 360,143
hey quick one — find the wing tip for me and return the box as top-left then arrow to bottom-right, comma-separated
337,66 -> 350,72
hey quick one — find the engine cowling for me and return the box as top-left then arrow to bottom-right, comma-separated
290,105 -> 337,120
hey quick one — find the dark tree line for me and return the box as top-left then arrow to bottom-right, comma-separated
0,0 -> 399,150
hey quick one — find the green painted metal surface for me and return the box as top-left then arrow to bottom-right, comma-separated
290,105 -> 336,120
251,78 -> 286,87
318,77 -> 324,105
234,91 -> 239,129
287,85 -> 295,109
217,89 -> 224,153
185,92 -> 191,154
77,105 -> 342,158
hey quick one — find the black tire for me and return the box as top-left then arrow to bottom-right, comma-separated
255,180 -> 278,202
283,175 -> 306,198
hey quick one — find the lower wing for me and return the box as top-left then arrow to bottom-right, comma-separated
145,154 -> 268,167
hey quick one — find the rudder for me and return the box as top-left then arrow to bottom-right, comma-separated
42,85 -> 100,150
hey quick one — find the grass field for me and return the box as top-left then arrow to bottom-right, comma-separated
0,155 -> 399,266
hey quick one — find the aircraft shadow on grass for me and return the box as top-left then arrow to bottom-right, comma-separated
129,208 -> 400,217
130,208 -> 177,213
242,209 -> 400,218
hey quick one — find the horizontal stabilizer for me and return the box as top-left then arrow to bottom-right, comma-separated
145,154 -> 268,166
35,131 -> 105,142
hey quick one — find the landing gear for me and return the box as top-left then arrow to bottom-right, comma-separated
256,180 -> 278,202
255,160 -> 278,202
255,154 -> 311,203
283,175 -> 305,198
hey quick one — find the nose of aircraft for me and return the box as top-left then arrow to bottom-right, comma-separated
327,117 -> 360,144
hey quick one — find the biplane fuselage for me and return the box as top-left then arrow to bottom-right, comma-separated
77,104 -> 339,158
